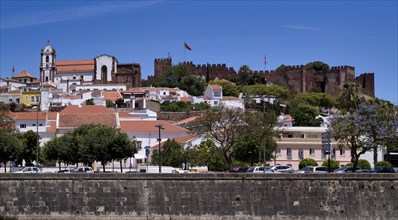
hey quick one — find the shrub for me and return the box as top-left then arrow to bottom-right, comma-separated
375,161 -> 392,167
321,160 -> 340,170
347,159 -> 371,170
299,158 -> 318,169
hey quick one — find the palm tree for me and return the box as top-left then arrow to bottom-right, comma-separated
338,82 -> 363,114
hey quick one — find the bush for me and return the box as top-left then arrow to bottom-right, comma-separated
299,158 -> 318,169
375,161 -> 392,167
346,159 -> 371,170
321,160 -> 340,170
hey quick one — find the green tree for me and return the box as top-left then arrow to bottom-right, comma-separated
293,92 -> 336,110
106,100 -> 115,108
161,139 -> 184,168
0,132 -> 23,172
248,84 -> 289,100
85,98 -> 95,105
299,158 -> 318,169
15,130 -> 40,166
338,82 -> 363,114
305,61 -> 330,72
180,75 -> 207,96
115,98 -> 125,108
190,105 -> 279,168
237,65 -> 252,84
289,102 -> 323,127
109,132 -> 138,173
321,160 -> 340,170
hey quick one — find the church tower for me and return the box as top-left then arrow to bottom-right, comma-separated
40,41 -> 56,84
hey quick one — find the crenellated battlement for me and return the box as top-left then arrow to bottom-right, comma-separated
155,58 -> 172,62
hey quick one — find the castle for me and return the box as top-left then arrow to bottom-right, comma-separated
153,58 -> 374,98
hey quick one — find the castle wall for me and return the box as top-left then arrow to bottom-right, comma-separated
355,73 -> 375,97
116,63 -> 141,88
154,58 -> 172,80
1,174 -> 396,219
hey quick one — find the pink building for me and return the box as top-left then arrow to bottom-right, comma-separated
273,127 -> 351,170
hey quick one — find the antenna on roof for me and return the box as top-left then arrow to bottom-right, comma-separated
12,65 -> 15,77
167,52 -> 172,59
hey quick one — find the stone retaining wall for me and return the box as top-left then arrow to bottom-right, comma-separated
0,173 -> 397,219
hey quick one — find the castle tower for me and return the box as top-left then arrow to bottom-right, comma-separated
40,41 -> 56,84
154,58 -> 172,79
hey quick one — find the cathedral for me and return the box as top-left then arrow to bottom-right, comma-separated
39,42 -> 141,92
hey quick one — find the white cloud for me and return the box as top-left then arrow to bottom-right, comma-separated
1,1 -> 161,29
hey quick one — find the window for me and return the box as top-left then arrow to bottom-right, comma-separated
213,90 -> 221,97
25,96 -> 28,101
36,96 -> 40,102
16,98 -> 20,103
275,148 -> 281,155
31,96 -> 35,102
298,148 -> 304,160
39,124 -> 43,126
339,148 -> 345,156
9,99 -> 12,102
214,101 -> 218,105
46,56 -> 49,62
310,148 -> 315,156
46,76 -> 48,82
32,124 -> 36,126
287,148 -> 292,159
20,124 -> 26,128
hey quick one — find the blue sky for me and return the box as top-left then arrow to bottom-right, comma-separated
1,0 -> 397,104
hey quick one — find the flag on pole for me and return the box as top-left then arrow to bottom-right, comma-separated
184,42 -> 192,50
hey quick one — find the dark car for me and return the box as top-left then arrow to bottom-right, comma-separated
228,166 -> 249,173
368,166 -> 395,173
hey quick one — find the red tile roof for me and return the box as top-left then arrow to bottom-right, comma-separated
10,112 -> 47,120
179,97 -> 192,103
61,105 -> 113,114
59,105 -> 117,128
12,70 -> 35,79
174,116 -> 199,125
56,60 -> 95,73
102,91 -> 122,102
222,96 -> 240,100
47,112 -> 58,120
120,120 -> 189,133
118,112 -> 141,118
209,84 -> 222,90
46,121 -> 56,132
58,113 -> 117,128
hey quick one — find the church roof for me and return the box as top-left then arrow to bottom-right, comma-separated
12,70 -> 35,79
56,60 -> 95,73
43,42 -> 55,53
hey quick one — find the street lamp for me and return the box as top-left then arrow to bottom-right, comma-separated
155,124 -> 164,173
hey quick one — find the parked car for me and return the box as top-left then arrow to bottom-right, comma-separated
367,166 -> 395,173
73,167 -> 94,173
334,166 -> 364,173
14,167 -> 41,173
297,166 -> 329,173
247,166 -> 278,173
270,165 -> 294,173
228,166 -> 249,173
55,168 -> 71,173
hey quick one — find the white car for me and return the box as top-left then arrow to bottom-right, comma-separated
14,167 -> 41,173
73,167 -> 94,173
247,166 -> 279,173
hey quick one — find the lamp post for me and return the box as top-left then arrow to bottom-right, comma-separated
155,124 -> 164,173
35,94 -> 40,173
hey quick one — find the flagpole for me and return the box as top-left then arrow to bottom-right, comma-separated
184,46 -> 186,62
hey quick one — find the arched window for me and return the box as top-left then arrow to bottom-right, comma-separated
101,65 -> 107,84
46,56 -> 49,62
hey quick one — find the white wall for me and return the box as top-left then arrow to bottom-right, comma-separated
95,55 -> 116,82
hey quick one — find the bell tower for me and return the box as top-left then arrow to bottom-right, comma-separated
40,41 -> 56,84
